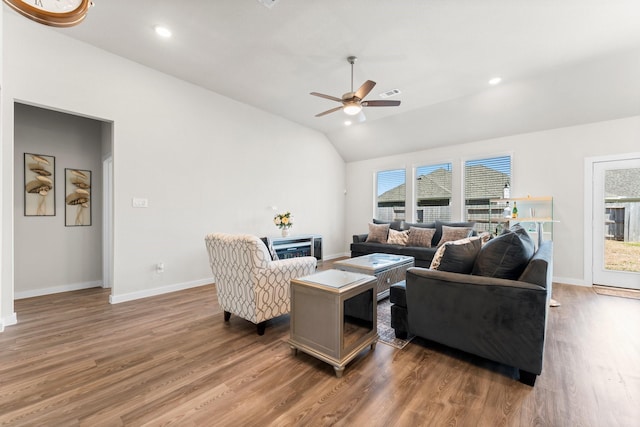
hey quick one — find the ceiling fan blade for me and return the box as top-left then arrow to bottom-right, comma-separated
310,92 -> 343,103
354,80 -> 376,100
362,100 -> 401,107
315,106 -> 343,117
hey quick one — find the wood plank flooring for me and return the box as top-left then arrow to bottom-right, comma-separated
1,279 -> 639,426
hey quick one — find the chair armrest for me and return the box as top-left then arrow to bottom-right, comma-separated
353,234 -> 368,243
267,256 -> 317,278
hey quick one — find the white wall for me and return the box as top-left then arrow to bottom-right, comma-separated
14,103 -> 103,298
345,116 -> 640,285
1,13 -> 345,313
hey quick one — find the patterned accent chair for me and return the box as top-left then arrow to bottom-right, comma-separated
205,233 -> 317,335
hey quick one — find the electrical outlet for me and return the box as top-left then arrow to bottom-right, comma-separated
156,262 -> 164,273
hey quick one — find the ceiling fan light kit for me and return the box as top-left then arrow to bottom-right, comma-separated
343,102 -> 362,116
310,56 -> 401,119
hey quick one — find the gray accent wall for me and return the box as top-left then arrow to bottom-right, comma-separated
14,103 -> 103,296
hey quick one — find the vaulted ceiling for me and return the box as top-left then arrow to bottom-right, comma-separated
52,0 -> 640,161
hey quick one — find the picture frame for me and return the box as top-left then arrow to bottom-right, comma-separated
65,168 -> 92,226
24,153 -> 55,216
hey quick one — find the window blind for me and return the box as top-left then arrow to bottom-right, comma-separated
415,163 -> 452,222
464,156 -> 511,228
376,169 -> 406,221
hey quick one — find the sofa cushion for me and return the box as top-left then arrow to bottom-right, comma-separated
366,223 -> 390,243
430,236 -> 482,273
389,281 -> 407,307
350,242 -> 437,264
387,229 -> 409,245
403,221 -> 436,231
472,224 -> 535,279
437,225 -> 474,247
406,227 -> 436,247
433,220 -> 475,247
373,218 -> 404,231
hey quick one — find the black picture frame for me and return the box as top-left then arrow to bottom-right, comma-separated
24,153 -> 55,216
65,168 -> 92,226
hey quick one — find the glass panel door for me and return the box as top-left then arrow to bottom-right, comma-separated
593,158 -> 640,290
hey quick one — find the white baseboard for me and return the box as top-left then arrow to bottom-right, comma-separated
14,281 -> 103,300
553,276 -> 588,287
109,278 -> 212,304
323,252 -> 350,261
1,312 -> 18,331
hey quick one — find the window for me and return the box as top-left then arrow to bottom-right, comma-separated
415,163 -> 452,223
464,155 -> 511,232
376,169 -> 406,221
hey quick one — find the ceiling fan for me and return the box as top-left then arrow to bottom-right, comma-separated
310,56 -> 401,118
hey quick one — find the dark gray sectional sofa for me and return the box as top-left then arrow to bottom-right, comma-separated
351,220 -> 475,268
390,227 -> 553,386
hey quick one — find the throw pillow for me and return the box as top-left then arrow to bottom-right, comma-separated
437,225 -> 473,247
406,227 -> 436,247
387,229 -> 409,245
365,223 -> 390,243
430,236 -> 482,273
472,224 -> 535,280
478,231 -> 492,245
433,220 -> 475,247
407,227 -> 436,248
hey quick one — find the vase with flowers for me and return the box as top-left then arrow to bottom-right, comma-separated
274,211 -> 293,237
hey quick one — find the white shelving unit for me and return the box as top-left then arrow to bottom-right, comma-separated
489,196 -> 555,245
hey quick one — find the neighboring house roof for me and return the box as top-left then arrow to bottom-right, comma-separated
377,165 -> 509,203
378,183 -> 407,204
606,168 -> 640,202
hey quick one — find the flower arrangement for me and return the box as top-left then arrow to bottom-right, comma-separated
273,211 -> 293,229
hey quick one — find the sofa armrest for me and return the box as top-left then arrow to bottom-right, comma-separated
407,267 -> 546,292
518,241 -> 553,288
353,234 -> 369,243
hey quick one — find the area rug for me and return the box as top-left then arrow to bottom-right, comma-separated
377,298 -> 413,349
593,285 -> 640,300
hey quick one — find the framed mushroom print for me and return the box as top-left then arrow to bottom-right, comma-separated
24,153 -> 55,216
65,168 -> 91,226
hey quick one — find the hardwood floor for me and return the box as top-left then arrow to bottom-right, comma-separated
1,279 -> 638,426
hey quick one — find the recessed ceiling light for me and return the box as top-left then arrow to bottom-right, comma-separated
154,25 -> 172,38
344,120 -> 352,126
489,77 -> 502,86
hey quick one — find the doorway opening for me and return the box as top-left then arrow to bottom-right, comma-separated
586,154 -> 640,290
13,102 -> 114,300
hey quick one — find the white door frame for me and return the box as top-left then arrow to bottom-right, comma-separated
102,156 -> 113,288
584,152 -> 640,287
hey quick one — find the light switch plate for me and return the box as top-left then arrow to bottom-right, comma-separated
132,198 -> 148,208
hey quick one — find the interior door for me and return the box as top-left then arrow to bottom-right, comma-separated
592,158 -> 640,290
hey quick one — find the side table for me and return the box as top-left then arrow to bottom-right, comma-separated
289,269 -> 377,378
